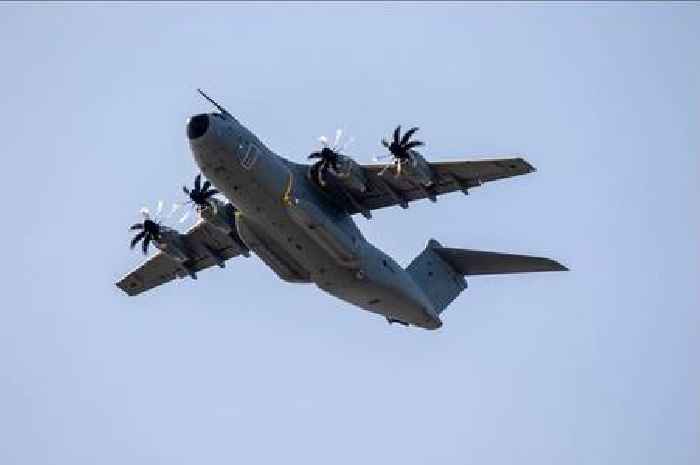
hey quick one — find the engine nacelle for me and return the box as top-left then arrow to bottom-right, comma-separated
198,197 -> 235,234
153,227 -> 190,262
396,151 -> 434,187
329,155 -> 368,192
311,154 -> 368,193
198,198 -> 249,254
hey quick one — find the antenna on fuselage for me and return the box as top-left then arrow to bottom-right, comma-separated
197,88 -> 232,117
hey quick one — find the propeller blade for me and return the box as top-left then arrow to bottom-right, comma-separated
333,128 -> 343,149
194,174 -> 202,192
393,125 -> 401,145
167,203 -> 181,219
401,127 -> 419,145
337,135 -> 354,152
316,163 -> 327,186
202,180 -> 211,192
130,231 -> 146,249
308,152 -> 322,159
130,223 -> 144,231
381,138 -> 390,148
142,234 -> 150,254
404,140 -> 424,149
183,186 -> 190,195
179,210 -> 191,224
204,189 -> 219,198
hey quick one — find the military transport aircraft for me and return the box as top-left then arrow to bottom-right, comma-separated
116,90 -> 567,329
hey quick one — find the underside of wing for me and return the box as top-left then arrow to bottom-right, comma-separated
116,221 -> 247,296
116,252 -> 184,296
346,157 -> 535,213
429,158 -> 535,185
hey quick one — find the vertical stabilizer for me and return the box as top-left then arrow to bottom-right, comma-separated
407,239 -> 467,314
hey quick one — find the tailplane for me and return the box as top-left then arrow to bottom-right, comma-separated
407,239 -> 568,314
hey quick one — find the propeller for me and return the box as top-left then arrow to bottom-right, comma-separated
183,173 -> 219,207
308,129 -> 353,186
381,125 -> 424,161
175,173 -> 220,224
129,208 -> 162,255
379,125 -> 424,175
308,146 -> 341,171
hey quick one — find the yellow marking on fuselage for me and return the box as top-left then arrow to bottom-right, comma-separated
282,171 -> 294,206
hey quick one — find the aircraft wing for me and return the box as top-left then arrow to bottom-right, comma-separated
116,221 -> 247,296
348,157 -> 535,214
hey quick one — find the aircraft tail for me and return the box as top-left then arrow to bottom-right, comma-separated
407,239 -> 568,314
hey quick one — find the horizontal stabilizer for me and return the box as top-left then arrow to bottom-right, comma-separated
433,247 -> 568,276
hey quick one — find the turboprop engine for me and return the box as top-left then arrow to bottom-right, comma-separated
308,130 -> 368,193
179,174 -> 248,252
197,197 -> 236,234
129,207 -> 190,263
310,151 -> 368,193
379,125 -> 434,187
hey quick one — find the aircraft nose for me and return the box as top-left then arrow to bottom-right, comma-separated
187,113 -> 209,140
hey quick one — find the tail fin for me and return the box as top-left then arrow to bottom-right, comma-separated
407,240 -> 467,314
407,239 -> 568,314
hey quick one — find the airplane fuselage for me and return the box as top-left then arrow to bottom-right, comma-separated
187,113 -> 442,329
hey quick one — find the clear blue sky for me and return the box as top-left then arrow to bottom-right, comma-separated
1,3 -> 698,464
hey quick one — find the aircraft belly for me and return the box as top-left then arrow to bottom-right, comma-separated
317,279 -> 440,329
315,248 -> 441,329
235,216 -> 311,282
285,198 -> 360,268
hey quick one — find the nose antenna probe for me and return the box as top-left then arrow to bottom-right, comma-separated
197,88 -> 232,117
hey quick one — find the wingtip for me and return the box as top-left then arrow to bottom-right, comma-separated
543,258 -> 569,272
522,158 -> 537,173
116,278 -> 141,296
554,262 -> 569,271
